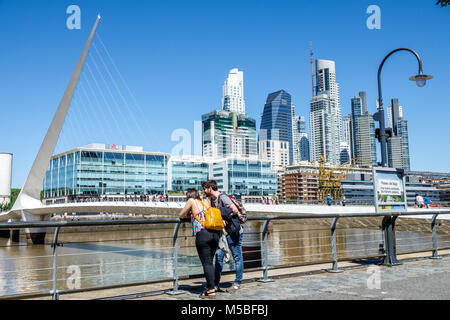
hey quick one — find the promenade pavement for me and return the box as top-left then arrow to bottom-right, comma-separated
71,250 -> 447,301
26,250 -> 449,300
142,254 -> 450,300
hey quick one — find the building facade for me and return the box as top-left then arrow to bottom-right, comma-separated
309,59 -> 342,166
209,157 -> 278,196
309,93 -> 340,165
222,68 -> 245,114
387,99 -> 410,171
349,92 -> 377,166
43,144 -> 169,198
43,145 -> 277,200
167,156 -> 210,192
259,90 -> 294,167
202,110 -> 257,158
340,142 -> 351,164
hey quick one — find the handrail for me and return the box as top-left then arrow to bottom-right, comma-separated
1,209 -> 449,300
1,209 -> 449,229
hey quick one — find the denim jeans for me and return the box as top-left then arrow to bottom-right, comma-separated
215,233 -> 243,286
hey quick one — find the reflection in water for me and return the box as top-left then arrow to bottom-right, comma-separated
0,220 -> 449,297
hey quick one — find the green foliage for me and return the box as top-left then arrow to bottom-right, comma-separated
436,0 -> 450,6
0,189 -> 20,212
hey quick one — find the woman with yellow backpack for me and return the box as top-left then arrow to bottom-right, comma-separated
178,189 -> 224,298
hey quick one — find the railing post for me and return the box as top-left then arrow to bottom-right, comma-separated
51,226 -> 61,300
167,221 -> 184,295
430,214 -> 442,259
327,217 -> 343,273
258,219 -> 274,283
381,215 -> 402,266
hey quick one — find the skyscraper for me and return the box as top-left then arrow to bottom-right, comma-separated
298,116 -> 310,162
343,115 -> 353,159
354,113 -> 377,166
202,110 -> 257,158
309,59 -> 342,166
202,68 -> 257,158
340,142 -> 351,164
387,99 -> 410,171
315,59 -> 342,141
259,90 -> 294,168
398,119 -> 411,171
349,92 -> 377,166
309,93 -> 340,165
222,68 -> 245,114
292,110 -> 300,164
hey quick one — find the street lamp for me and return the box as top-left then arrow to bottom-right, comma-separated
375,48 -> 432,167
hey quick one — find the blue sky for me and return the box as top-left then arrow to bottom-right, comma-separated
1,0 -> 449,188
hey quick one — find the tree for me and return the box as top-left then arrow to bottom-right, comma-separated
436,0 -> 450,6
0,189 -> 20,212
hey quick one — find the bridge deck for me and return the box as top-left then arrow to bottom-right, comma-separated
24,249 -> 450,300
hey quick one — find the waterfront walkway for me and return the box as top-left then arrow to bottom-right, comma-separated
38,250 -> 450,300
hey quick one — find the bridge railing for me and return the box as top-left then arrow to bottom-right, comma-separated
0,210 -> 449,300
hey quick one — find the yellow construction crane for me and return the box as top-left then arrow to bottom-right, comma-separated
319,155 -> 372,201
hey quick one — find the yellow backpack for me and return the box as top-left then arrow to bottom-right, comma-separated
193,199 -> 224,231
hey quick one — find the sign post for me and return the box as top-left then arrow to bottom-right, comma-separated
373,167 -> 406,265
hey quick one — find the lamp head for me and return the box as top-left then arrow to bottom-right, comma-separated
409,73 -> 433,87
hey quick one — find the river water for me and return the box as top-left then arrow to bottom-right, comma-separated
0,218 -> 448,297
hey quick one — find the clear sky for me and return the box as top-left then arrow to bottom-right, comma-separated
1,0 -> 449,188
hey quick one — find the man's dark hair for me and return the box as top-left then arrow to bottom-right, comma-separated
202,180 -> 218,191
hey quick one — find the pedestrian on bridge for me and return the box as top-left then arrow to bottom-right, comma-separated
327,194 -> 333,206
202,180 -> 244,293
179,189 -> 220,299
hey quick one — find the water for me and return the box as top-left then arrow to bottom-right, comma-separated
0,218 -> 448,297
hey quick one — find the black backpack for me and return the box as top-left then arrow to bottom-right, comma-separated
218,194 -> 247,224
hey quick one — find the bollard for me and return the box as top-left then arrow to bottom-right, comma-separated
50,226 -> 61,300
258,219 -> 274,283
327,217 -> 343,273
430,214 -> 442,260
167,222 -> 184,295
381,215 -> 401,266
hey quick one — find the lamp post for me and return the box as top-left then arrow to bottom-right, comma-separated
374,48 -> 432,167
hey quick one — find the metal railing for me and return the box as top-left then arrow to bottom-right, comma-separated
0,209 -> 449,300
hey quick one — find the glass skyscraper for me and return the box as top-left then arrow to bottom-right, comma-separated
387,99 -> 411,171
259,90 -> 294,166
202,110 -> 257,158
347,92 -> 377,166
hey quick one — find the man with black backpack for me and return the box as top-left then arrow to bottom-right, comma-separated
202,180 -> 244,292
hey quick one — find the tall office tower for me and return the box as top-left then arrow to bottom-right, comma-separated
386,104 -> 403,130
298,115 -> 307,134
310,59 -> 342,165
354,113 -> 377,166
343,115 -> 354,159
315,59 -> 342,141
309,93 -> 340,165
292,108 -> 300,164
298,116 -> 310,161
222,68 -> 245,114
350,92 -> 377,166
340,142 -> 351,164
259,90 -> 294,167
202,110 -> 257,158
397,119 -> 411,171
387,136 -> 403,169
387,99 -> 410,171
